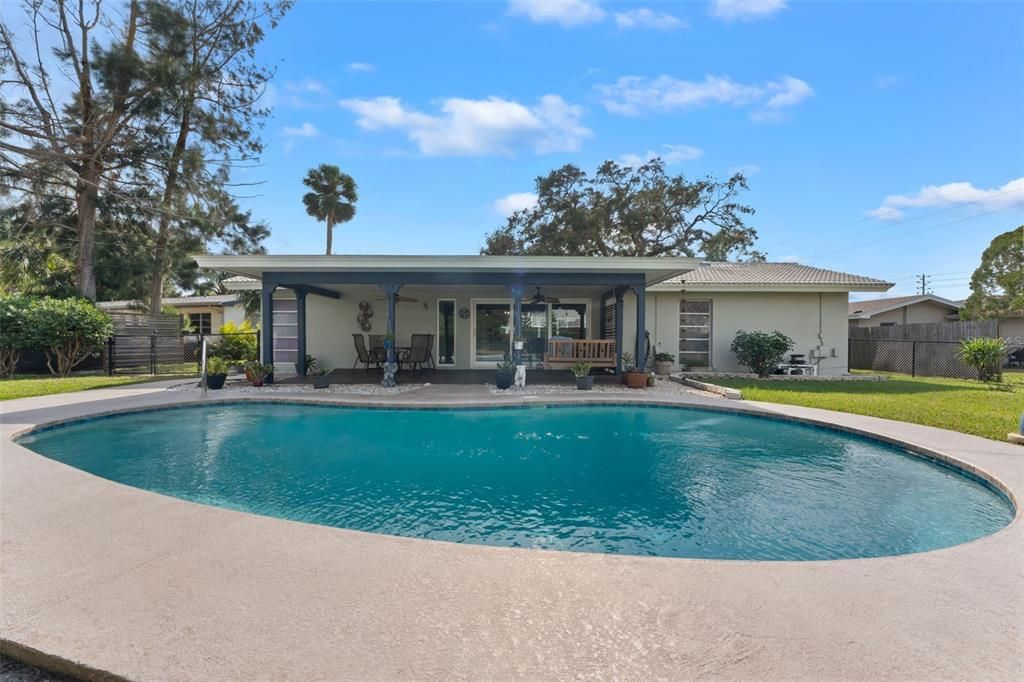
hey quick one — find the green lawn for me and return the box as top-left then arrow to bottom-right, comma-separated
709,371 -> 1023,442
0,374 -> 188,401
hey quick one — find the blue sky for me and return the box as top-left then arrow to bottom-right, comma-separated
244,0 -> 1024,300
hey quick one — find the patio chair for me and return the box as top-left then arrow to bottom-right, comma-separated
405,333 -> 435,373
369,334 -> 385,360
352,334 -> 382,372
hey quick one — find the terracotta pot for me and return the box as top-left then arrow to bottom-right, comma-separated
624,371 -> 648,389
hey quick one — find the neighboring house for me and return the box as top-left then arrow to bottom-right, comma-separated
848,295 -> 961,329
97,294 -> 250,334
195,255 -> 892,376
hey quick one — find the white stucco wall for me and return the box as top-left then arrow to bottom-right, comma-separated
629,290 -> 851,376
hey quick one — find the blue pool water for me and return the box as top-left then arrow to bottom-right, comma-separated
19,403 -> 1013,560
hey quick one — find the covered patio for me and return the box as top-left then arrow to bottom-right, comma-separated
194,255 -> 700,384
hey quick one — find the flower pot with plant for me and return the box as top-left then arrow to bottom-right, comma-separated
205,357 -> 229,390
310,368 -> 331,389
513,334 -> 525,351
653,352 -> 675,376
570,361 -> 594,390
243,361 -> 274,387
495,355 -> 516,390
621,352 -> 647,388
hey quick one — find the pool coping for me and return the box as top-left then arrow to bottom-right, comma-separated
2,382 -> 1023,680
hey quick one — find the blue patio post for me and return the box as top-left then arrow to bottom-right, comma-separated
614,287 -> 625,373
634,283 -> 647,372
379,283 -> 401,387
295,288 -> 307,375
260,280 -> 274,366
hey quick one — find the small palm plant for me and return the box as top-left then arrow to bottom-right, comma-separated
959,337 -> 1007,382
302,164 -> 358,255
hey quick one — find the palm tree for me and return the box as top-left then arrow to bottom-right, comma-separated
302,164 -> 358,255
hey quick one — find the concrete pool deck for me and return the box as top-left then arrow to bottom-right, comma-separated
1,380 -> 1022,680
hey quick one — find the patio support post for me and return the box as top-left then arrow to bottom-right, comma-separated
379,283 -> 402,387
509,284 -> 524,365
633,282 -> 647,372
260,280 -> 274,366
614,287 -> 625,374
295,288 -> 307,376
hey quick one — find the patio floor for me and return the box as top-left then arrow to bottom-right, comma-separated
282,368 -> 624,386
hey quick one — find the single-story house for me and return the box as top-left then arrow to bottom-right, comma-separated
97,294 -> 250,334
848,294 -> 961,328
194,255 -> 892,377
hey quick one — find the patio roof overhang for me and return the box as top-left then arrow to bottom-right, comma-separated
192,254 -> 702,287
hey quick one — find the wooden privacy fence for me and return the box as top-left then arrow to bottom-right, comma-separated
848,339 -> 978,378
849,319 -> 999,342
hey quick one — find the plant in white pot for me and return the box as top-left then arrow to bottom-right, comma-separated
570,361 -> 594,390
653,352 -> 674,376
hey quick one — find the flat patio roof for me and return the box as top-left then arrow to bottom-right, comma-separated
192,255 -> 702,286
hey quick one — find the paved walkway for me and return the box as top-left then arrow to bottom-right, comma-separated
1,381 -> 1022,680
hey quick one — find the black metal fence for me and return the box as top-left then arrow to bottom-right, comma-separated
106,332 -> 259,376
848,338 -> 979,379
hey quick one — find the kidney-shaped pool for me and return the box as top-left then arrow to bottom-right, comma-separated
18,403 -> 1014,560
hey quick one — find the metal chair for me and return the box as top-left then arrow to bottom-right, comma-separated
406,333 -> 435,373
352,334 -> 382,372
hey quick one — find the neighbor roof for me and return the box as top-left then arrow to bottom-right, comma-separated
652,262 -> 893,292
848,294 -> 962,319
96,294 -> 239,310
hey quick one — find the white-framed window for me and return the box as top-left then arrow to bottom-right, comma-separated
272,299 -> 298,366
679,299 -> 711,368
436,298 -> 456,366
189,312 -> 212,335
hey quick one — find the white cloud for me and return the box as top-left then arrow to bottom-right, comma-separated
339,94 -> 591,156
281,122 -> 320,153
494,192 -> 539,216
508,0 -> 606,28
709,0 -> 787,22
282,122 -> 320,138
348,62 -> 375,73
287,78 -> 328,94
620,143 -> 703,167
867,178 -> 1024,220
614,8 -> 687,30
875,74 -> 900,90
596,74 -> 811,122
729,163 -> 761,176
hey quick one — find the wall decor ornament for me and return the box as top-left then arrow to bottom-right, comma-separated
357,301 -> 374,332
458,307 -> 470,319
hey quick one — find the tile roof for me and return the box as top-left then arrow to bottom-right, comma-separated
96,294 -> 239,310
664,262 -> 893,288
848,294 -> 962,317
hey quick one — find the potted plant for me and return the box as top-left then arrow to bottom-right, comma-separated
495,355 -> 516,390
621,352 -> 647,389
205,357 -> 229,390
298,353 -> 318,376
653,352 -> 675,376
513,334 -> 525,351
243,361 -> 273,387
570,361 -> 594,390
310,367 -> 331,389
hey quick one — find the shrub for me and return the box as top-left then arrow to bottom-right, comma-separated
205,356 -> 229,376
25,298 -> 113,376
211,320 -> 258,363
959,337 -> 1007,382
730,330 -> 794,378
243,361 -> 273,387
654,352 -> 675,362
570,361 -> 592,378
0,294 -> 34,378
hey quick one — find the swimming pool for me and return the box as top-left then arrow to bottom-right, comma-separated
18,403 -> 1013,560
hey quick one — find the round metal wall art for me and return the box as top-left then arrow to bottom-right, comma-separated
458,307 -> 470,319
357,302 -> 374,331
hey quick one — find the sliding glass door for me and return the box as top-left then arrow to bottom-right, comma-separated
473,302 -> 510,366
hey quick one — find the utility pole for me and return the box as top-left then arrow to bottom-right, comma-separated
916,273 -> 931,295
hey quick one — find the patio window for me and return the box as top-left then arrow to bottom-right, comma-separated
188,313 -> 212,335
437,299 -> 456,366
272,299 -> 298,366
679,300 -> 711,368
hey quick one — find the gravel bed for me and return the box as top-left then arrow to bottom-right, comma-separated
168,380 -> 423,395
487,378 -> 715,397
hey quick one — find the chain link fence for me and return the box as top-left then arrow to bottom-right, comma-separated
106,332 -> 259,376
849,338 -> 980,379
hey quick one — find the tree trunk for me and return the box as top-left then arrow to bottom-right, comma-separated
76,165 -> 99,300
148,108 -> 192,314
326,212 -> 334,255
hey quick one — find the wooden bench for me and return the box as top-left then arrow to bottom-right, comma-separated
544,339 -> 616,369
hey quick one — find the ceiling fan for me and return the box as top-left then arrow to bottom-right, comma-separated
370,293 -> 420,304
529,286 -> 559,304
